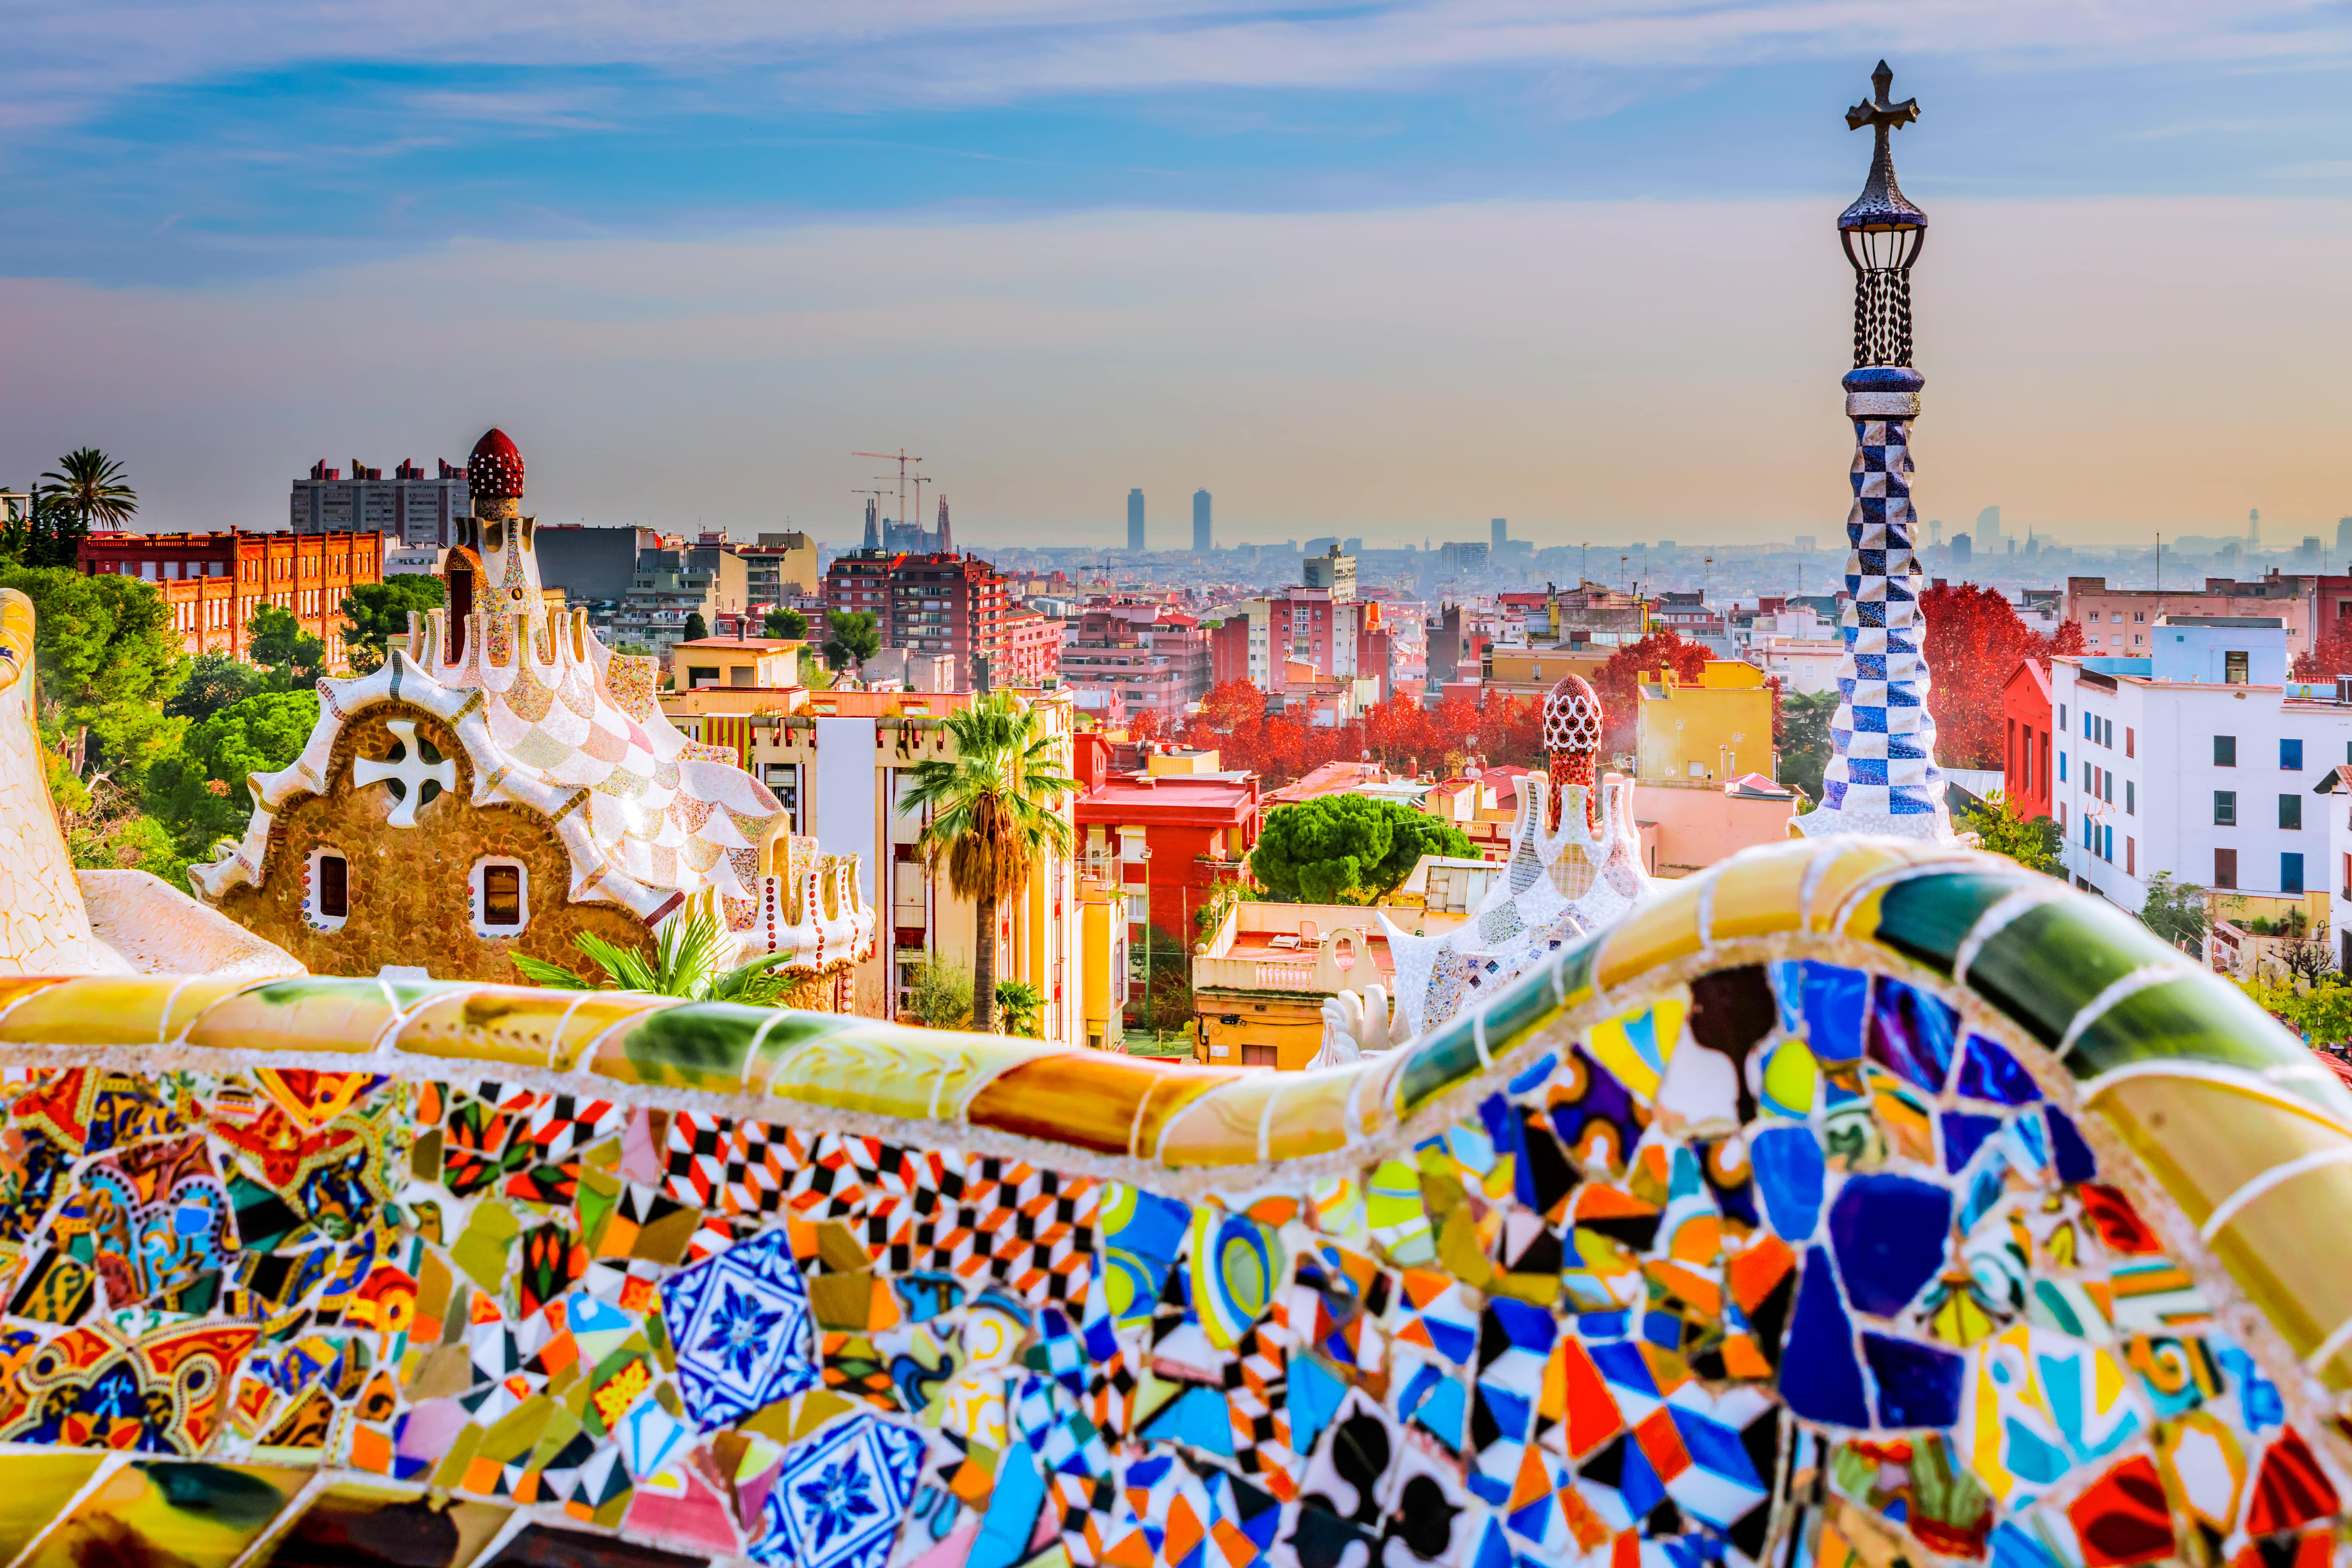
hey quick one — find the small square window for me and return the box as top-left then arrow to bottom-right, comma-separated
315,853 -> 348,921
2215,790 -> 2237,826
2281,794 -> 2303,831
2215,736 -> 2237,767
2282,738 -> 2305,771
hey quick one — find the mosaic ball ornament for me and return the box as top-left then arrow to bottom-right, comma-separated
0,838 -> 2346,1568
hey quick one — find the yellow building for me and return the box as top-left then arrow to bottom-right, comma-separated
1191,900 -> 1466,1070
1635,659 -> 1775,784
659,686 -> 1120,1043
1480,647 -> 1609,703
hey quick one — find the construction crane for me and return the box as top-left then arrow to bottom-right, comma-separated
852,450 -> 922,539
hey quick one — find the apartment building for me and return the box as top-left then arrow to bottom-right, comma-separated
1057,605 -> 1212,724
79,529 -> 383,665
1208,578 -> 1392,700
2065,575 -> 2315,661
290,457 -> 468,546
2054,618 -> 2352,917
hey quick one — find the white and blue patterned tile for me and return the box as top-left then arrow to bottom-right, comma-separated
660,1226 -> 819,1429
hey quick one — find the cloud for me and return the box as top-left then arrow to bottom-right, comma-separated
4,0 -> 2342,131
1,195 -> 2345,545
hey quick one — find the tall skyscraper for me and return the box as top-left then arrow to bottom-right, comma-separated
1193,490 -> 1212,553
1127,489 -> 1145,553
862,498 -> 880,551
2336,516 -> 2352,560
1974,504 -> 2001,548
1491,517 -> 1508,549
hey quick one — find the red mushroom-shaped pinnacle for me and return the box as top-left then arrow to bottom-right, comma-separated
1543,672 -> 1605,831
467,428 -> 525,499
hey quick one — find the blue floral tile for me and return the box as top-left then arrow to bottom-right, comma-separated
660,1227 -> 819,1429
754,1412 -> 927,1568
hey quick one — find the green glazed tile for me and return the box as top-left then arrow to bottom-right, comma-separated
1481,964 -> 1566,1059
1397,1016 -> 1484,1115
1554,936 -> 1600,1008
1964,898 -> 2183,1049
1871,870 -> 2041,976
601,1003 -> 825,1090
2071,973 -> 2352,1111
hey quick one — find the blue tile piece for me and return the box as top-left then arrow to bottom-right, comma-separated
2046,1107 -> 2098,1184
1289,1355 -> 1346,1457
1615,1432 -> 1669,1520
1862,1331 -> 1963,1428
1828,1174 -> 1951,1318
756,1412 -> 927,1568
1867,978 -> 1959,1093
1990,1522 -> 2060,1568
1781,1249 -> 1870,1427
1142,1385 -> 1237,1457
1751,1125 -> 1825,1243
1795,962 -> 1870,1061
1939,1112 -> 2003,1174
1508,1052 -> 1558,1095
1956,1032 -> 2041,1105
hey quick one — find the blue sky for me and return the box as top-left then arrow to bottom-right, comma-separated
4,1 -> 2350,541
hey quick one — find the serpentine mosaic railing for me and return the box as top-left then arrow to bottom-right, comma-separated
0,836 -> 2346,1568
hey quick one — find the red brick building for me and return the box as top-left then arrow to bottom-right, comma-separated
2003,658 -> 2054,822
78,530 -> 383,665
823,549 -> 1022,687
1072,733 -> 1261,946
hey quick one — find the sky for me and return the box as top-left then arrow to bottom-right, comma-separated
1,0 -> 2348,549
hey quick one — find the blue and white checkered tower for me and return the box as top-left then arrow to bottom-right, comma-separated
1800,61 -> 1953,842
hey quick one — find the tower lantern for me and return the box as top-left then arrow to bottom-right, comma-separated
1838,60 -> 1926,371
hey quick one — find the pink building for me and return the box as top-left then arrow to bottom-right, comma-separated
1058,605 -> 1211,723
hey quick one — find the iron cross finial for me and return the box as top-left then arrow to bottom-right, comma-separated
1845,59 -> 1920,134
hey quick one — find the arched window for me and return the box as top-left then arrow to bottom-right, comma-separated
471,858 -> 529,936
307,850 -> 350,930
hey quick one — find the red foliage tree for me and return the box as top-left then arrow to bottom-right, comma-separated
2293,628 -> 2352,682
1126,707 -> 1167,744
1594,633 -> 1711,754
1918,583 -> 2083,769
1174,681 -> 1546,786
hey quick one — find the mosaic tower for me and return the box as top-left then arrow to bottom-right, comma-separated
1801,61 -> 1952,840
1542,671 -> 1603,832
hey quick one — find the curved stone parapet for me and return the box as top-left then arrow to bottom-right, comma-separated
0,836 -> 2346,1564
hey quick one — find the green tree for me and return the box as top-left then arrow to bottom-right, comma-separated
2236,973 -> 2352,1045
906,954 -> 974,1028
993,978 -> 1046,1038
681,611 -> 710,644
898,691 -> 1078,1034
0,565 -> 186,786
166,652 -> 265,724
341,576 -> 446,671
511,907 -> 798,1003
764,607 -> 808,639
248,604 -> 325,688
2139,871 -> 2210,954
824,611 -> 881,674
146,690 -> 320,860
1,494 -> 90,570
1777,689 -> 1838,803
1962,790 -> 2061,874
36,447 -> 137,530
1249,794 -> 1475,904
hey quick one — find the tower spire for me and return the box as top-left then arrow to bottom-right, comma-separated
937,495 -> 954,557
1800,62 -> 1952,842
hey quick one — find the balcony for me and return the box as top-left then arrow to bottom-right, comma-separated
1191,900 -> 1466,997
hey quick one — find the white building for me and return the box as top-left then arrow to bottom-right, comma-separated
1751,635 -> 1845,695
2054,617 -> 2352,920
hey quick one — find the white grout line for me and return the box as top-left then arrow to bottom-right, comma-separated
2054,962 -> 2193,1062
1953,886 -> 2062,987
2305,1310 -> 2352,1378
2198,1144 -> 2352,1244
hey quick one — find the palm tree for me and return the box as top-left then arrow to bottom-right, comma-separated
37,448 -> 137,530
898,691 -> 1078,1034
510,908 -> 798,1003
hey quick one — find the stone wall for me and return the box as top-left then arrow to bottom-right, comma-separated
216,701 -> 651,981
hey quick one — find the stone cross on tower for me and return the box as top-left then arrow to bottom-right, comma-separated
1799,61 -> 1952,842
354,720 -> 457,828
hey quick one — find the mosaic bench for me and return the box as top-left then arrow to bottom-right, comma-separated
0,836 -> 2345,1568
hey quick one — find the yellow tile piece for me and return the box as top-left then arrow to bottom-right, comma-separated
0,1453 -> 107,1562
1703,844 -> 1814,942
396,987 -> 650,1071
0,976 -> 181,1046
765,1027 -> 1043,1121
2089,1073 -> 2352,1233
968,1052 -> 1204,1155
0,976 -> 69,1026
1805,840 -> 1973,931
183,976 -> 405,1055
2206,1158 -> 2352,1387
25,1461 -> 312,1568
1265,1070 -> 1355,1161
1127,1066 -> 1252,1161
1585,997 -> 1686,1102
1156,1075 -> 1281,1168
162,976 -> 264,1041
1593,889 -> 1705,994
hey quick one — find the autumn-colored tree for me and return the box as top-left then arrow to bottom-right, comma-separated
1594,633 -> 1710,754
1127,707 -> 1166,744
2293,628 -> 2352,682
1919,584 -> 2084,769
